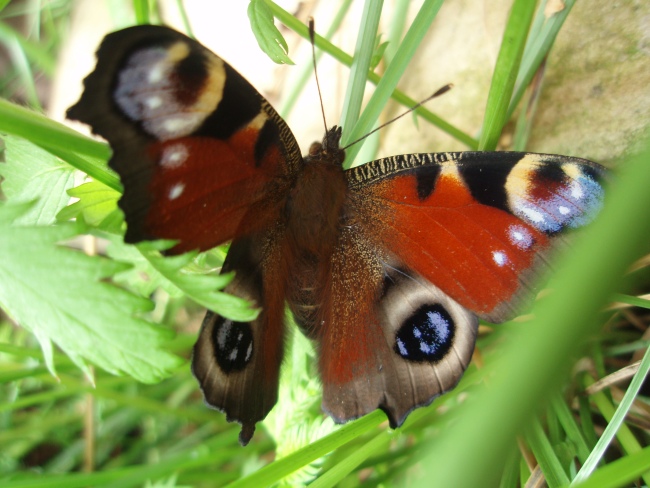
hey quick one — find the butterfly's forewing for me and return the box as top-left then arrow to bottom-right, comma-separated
67,25 -> 301,254
348,152 -> 606,322
313,152 -> 606,426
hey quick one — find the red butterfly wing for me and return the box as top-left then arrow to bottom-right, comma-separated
67,25 -> 301,254
315,225 -> 478,427
312,152 -> 605,426
348,151 -> 606,322
67,25 -> 301,444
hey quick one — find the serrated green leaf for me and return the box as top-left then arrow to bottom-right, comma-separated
0,134 -> 75,225
106,240 -> 259,322
106,237 -> 184,298
139,244 -> 258,322
57,180 -> 121,228
0,202 -> 183,383
99,207 -> 127,235
248,0 -> 294,65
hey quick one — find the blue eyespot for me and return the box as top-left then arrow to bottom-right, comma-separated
394,304 -> 455,362
212,317 -> 254,372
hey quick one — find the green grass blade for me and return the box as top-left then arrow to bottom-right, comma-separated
309,433 -> 391,488
225,412 -> 385,487
507,0 -> 577,121
338,0 -> 383,137
172,0 -> 193,37
383,0 -> 410,64
265,0 -> 475,148
525,417 -> 570,487
479,0 -> 536,150
343,0 -> 445,165
132,0 -> 150,24
2,33 -> 40,108
0,99 -> 118,190
610,293 -> 650,309
572,347 -> 650,485
0,21 -> 56,77
550,394 -> 592,464
568,445 -> 650,488
278,0 -> 353,117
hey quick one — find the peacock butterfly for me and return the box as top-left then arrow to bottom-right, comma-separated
67,25 -> 606,445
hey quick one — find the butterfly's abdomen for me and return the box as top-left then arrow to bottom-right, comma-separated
283,161 -> 348,334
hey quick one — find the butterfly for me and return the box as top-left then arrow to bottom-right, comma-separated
67,25 -> 606,446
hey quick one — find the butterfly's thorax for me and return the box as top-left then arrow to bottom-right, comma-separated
284,128 -> 347,333
284,127 -> 346,256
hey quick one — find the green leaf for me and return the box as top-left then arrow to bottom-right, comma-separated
370,38 -> 389,70
0,99 -> 117,191
132,242 -> 258,322
0,202 -> 183,383
0,134 -> 75,225
248,0 -> 294,65
106,237 -> 179,299
56,179 -> 121,228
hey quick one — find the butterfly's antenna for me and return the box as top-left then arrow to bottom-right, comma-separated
309,18 -> 328,134
341,84 -> 453,151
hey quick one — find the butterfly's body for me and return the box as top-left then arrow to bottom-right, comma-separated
68,25 -> 607,445
285,132 -> 346,263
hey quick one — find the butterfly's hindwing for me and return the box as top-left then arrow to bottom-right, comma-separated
192,229 -> 288,446
315,225 -> 478,427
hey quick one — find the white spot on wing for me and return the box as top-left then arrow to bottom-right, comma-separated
558,205 -> 570,215
163,117 -> 194,134
492,251 -> 508,267
217,320 -> 232,348
229,348 -> 238,361
161,144 -> 189,168
148,64 -> 164,83
168,183 -> 185,200
570,181 -> 584,199
508,224 -> 534,250
520,206 -> 545,223
396,338 -> 408,357
428,311 -> 450,342
146,96 -> 163,109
